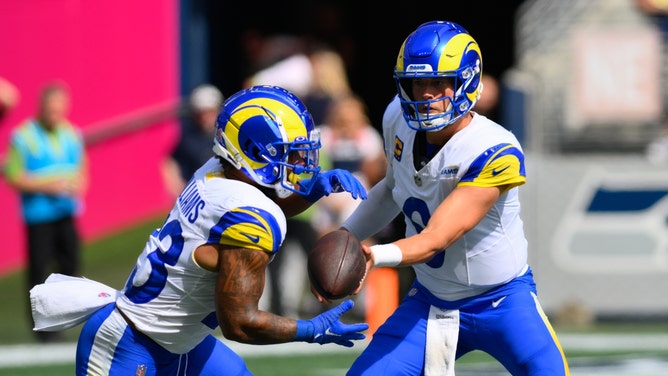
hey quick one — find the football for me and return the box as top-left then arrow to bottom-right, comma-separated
307,229 -> 366,300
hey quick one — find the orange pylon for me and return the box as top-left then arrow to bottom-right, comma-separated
364,267 -> 399,337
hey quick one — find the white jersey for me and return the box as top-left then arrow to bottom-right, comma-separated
115,157 -> 287,354
382,96 -> 528,301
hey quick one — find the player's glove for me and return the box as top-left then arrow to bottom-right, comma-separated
300,169 -> 368,203
295,299 -> 368,347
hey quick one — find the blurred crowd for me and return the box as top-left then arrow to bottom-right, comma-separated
238,34 -> 396,317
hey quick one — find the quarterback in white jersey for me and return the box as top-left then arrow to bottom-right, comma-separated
337,22 -> 570,375
383,96 -> 528,301
48,85 -> 370,376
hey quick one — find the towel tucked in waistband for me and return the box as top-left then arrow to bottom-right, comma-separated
30,273 -> 119,331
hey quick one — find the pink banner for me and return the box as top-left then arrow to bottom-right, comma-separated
0,0 -> 180,274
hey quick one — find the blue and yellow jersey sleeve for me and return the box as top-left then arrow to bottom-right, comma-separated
207,206 -> 282,255
458,143 -> 526,194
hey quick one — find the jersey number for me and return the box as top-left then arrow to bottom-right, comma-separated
403,197 -> 444,268
124,219 -> 185,304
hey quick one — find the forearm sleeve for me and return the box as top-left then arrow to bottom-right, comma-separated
342,177 -> 401,241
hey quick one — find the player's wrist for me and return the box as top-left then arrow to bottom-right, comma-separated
295,319 -> 315,342
299,175 -> 326,203
370,243 -> 402,267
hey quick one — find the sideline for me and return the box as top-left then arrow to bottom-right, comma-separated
1,333 -> 667,368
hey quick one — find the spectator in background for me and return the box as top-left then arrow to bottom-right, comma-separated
241,32 -> 311,96
0,76 -> 20,122
161,84 -> 223,197
3,81 -> 88,343
311,94 -> 386,237
240,30 -> 307,84
475,74 -> 500,121
301,47 -> 353,124
243,41 -> 352,124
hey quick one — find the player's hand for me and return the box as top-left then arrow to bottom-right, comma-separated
295,300 -> 368,347
358,243 -> 374,294
310,284 -> 332,304
300,169 -> 368,202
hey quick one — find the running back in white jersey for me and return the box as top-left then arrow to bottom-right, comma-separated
115,157 -> 287,354
382,96 -> 528,301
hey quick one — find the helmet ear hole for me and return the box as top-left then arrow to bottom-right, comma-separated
245,142 -> 263,161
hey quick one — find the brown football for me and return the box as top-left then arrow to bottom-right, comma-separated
307,229 -> 366,300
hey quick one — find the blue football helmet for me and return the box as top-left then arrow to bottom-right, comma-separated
213,85 -> 321,198
394,20 -> 483,131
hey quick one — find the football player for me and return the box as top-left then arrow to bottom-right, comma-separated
336,21 -> 571,375
72,85 -> 368,375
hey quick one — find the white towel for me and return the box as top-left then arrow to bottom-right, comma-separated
30,273 -> 120,331
424,306 -> 459,376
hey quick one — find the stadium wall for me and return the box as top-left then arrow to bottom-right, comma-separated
522,154 -> 668,318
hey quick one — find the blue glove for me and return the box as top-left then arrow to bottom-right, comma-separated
295,300 -> 368,347
301,169 -> 368,202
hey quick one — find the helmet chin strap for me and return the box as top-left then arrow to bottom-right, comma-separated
275,168 -> 307,198
275,185 -> 293,199
418,113 -> 448,130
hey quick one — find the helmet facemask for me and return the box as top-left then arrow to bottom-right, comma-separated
396,64 -> 480,132
269,127 -> 321,198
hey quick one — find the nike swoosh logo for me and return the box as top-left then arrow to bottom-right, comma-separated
325,328 -> 338,336
314,328 -> 339,339
241,233 -> 260,243
491,166 -> 510,176
491,296 -> 507,308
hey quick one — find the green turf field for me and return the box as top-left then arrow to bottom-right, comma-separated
0,349 -> 363,376
1,215 -> 667,375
